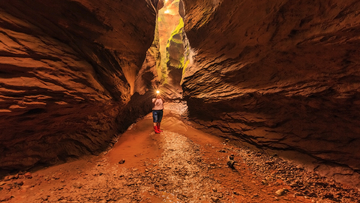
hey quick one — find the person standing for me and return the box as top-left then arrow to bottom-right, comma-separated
152,91 -> 164,134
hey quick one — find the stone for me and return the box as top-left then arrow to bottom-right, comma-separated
275,188 -> 289,196
14,180 -> 24,186
227,160 -> 235,168
210,196 -> 219,202
4,176 -> 12,181
118,159 -> 126,164
265,161 -> 274,165
72,182 -> 83,189
24,172 -> 32,179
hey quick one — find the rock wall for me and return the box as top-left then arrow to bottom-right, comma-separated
0,0 -> 158,171
181,0 -> 360,188
166,18 -> 186,99
142,0 -> 185,99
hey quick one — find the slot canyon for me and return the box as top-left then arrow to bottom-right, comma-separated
0,0 -> 360,202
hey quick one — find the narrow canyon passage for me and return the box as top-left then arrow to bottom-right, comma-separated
2,103 -> 359,203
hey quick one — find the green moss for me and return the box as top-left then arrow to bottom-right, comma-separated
156,4 -> 186,85
164,18 -> 185,71
169,18 -> 184,41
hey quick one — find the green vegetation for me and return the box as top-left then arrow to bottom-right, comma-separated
154,0 -> 186,85
165,18 -> 185,70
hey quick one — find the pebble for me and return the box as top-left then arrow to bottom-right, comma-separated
275,188 -> 288,196
210,196 -> 219,202
72,182 -> 83,189
24,172 -> 32,179
118,159 -> 125,164
227,160 -> 235,168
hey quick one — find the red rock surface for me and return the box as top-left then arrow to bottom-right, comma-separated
181,0 -> 360,188
141,0 -> 184,99
0,0 -> 158,171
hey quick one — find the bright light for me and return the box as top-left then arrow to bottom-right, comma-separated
165,0 -> 168,3
164,9 -> 170,14
156,90 -> 160,94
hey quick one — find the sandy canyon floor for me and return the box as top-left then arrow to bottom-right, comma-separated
0,103 -> 359,203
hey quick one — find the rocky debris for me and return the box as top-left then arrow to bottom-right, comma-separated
4,175 -> 18,181
118,159 -> 126,164
1,131 -> 227,202
234,147 -> 360,202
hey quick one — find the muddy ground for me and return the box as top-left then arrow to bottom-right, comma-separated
0,103 -> 359,203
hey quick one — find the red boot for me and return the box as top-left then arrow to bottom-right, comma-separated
154,126 -> 160,134
157,123 -> 163,132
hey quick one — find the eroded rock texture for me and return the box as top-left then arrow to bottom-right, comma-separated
166,18 -> 186,99
0,0 -> 158,171
137,0 -> 185,99
181,0 -> 360,188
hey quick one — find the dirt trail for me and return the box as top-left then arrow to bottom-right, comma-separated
0,103 -> 358,203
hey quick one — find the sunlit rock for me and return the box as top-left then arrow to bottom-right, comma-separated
137,0 -> 186,100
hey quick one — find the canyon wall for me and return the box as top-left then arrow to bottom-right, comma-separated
181,0 -> 360,188
0,0 -> 158,171
136,0 -> 185,99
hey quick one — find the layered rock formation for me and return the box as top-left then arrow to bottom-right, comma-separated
164,18 -> 186,99
181,0 -> 360,188
137,0 -> 185,99
0,0 -> 158,171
